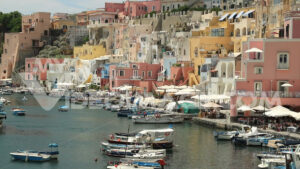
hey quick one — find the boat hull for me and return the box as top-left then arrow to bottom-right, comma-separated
108,140 -> 173,149
132,117 -> 184,124
10,152 -> 51,162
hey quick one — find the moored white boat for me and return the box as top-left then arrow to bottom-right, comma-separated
132,114 -> 184,124
10,151 -> 51,162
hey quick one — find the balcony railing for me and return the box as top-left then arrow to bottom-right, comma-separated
236,90 -> 300,98
131,76 -> 141,80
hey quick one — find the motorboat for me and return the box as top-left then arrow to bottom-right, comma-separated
105,148 -> 166,159
214,131 -> 239,140
107,159 -> 166,169
132,114 -> 184,124
12,108 -> 26,116
118,109 -> 133,117
258,158 -> 285,169
10,151 -> 51,162
10,143 -> 59,162
101,142 -> 150,152
108,128 -> 174,149
246,134 -> 274,146
58,105 -> 69,112
232,127 -> 269,145
111,105 -> 121,112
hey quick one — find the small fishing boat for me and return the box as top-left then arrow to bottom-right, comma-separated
10,151 -> 51,162
213,131 -> 239,140
118,109 -> 133,117
232,127 -> 269,146
12,108 -> 26,116
108,128 -> 174,149
58,105 -> 69,112
132,114 -> 184,124
0,111 -> 7,119
246,134 -> 274,146
107,159 -> 166,169
10,143 -> 59,162
101,142 -> 150,152
105,148 -> 166,159
258,158 -> 285,169
111,105 -> 121,112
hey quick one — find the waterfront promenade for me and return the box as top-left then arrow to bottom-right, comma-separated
193,117 -> 300,140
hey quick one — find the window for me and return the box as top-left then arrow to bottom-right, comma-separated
133,70 -> 138,77
4,49 -> 7,54
132,64 -> 138,69
194,47 -> 198,57
184,49 -> 186,55
277,52 -> 289,69
148,71 -> 152,77
254,67 -> 263,74
152,6 -> 155,11
28,64 -> 31,69
142,71 -> 145,77
119,70 -> 125,77
254,82 -> 262,96
47,63 -> 49,70
211,28 -> 224,37
112,70 -> 115,78
28,74 -> 30,80
198,66 -> 201,75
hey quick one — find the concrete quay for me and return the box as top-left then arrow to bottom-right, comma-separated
193,117 -> 300,140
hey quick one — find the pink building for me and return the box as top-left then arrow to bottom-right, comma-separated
231,38 -> 300,118
124,0 -> 161,17
109,63 -> 161,92
25,58 -> 64,83
0,12 -> 51,80
105,2 -> 125,13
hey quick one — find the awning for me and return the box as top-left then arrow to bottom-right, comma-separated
243,9 -> 255,17
236,11 -> 244,19
229,52 -> 241,57
219,13 -> 230,21
228,12 -> 237,20
245,48 -> 263,53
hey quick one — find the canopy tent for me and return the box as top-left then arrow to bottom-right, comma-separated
174,85 -> 188,89
237,105 -> 254,112
178,102 -> 200,114
158,85 -> 175,90
191,95 -> 230,103
165,101 -> 197,112
290,112 -> 300,121
76,84 -> 87,88
252,105 -> 270,112
57,82 -> 74,86
202,102 -> 223,109
155,89 -> 165,93
166,88 -> 178,93
245,48 -> 263,53
265,106 -> 295,117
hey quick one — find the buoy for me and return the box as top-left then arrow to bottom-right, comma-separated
94,158 -> 98,162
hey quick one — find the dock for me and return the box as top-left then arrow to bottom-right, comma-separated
193,117 -> 300,140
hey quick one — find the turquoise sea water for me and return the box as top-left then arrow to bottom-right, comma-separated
0,94 -> 261,169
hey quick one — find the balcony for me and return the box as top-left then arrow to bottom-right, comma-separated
131,76 -> 142,80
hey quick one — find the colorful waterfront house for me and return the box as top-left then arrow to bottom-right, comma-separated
25,58 -> 64,86
189,16 -> 234,87
0,12 -> 51,80
73,44 -> 106,60
231,38 -> 300,120
161,54 -> 177,80
76,10 -> 98,26
123,0 -> 161,18
88,11 -> 119,28
109,63 -> 161,93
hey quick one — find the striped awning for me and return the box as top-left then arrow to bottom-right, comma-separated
236,11 -> 244,19
243,9 -> 255,17
228,12 -> 237,19
219,13 -> 230,21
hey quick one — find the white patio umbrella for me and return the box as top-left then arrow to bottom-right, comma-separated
202,102 -> 223,108
175,85 -> 188,89
265,105 -> 294,117
237,105 -> 254,112
166,88 -> 178,93
155,89 -> 165,93
245,48 -> 263,53
281,83 -> 293,87
158,85 -> 175,90
175,90 -> 195,96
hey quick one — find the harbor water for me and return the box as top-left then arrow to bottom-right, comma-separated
0,95 -> 262,169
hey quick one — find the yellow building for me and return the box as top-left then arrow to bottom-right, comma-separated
74,44 -> 106,60
52,20 -> 76,31
189,16 -> 234,86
